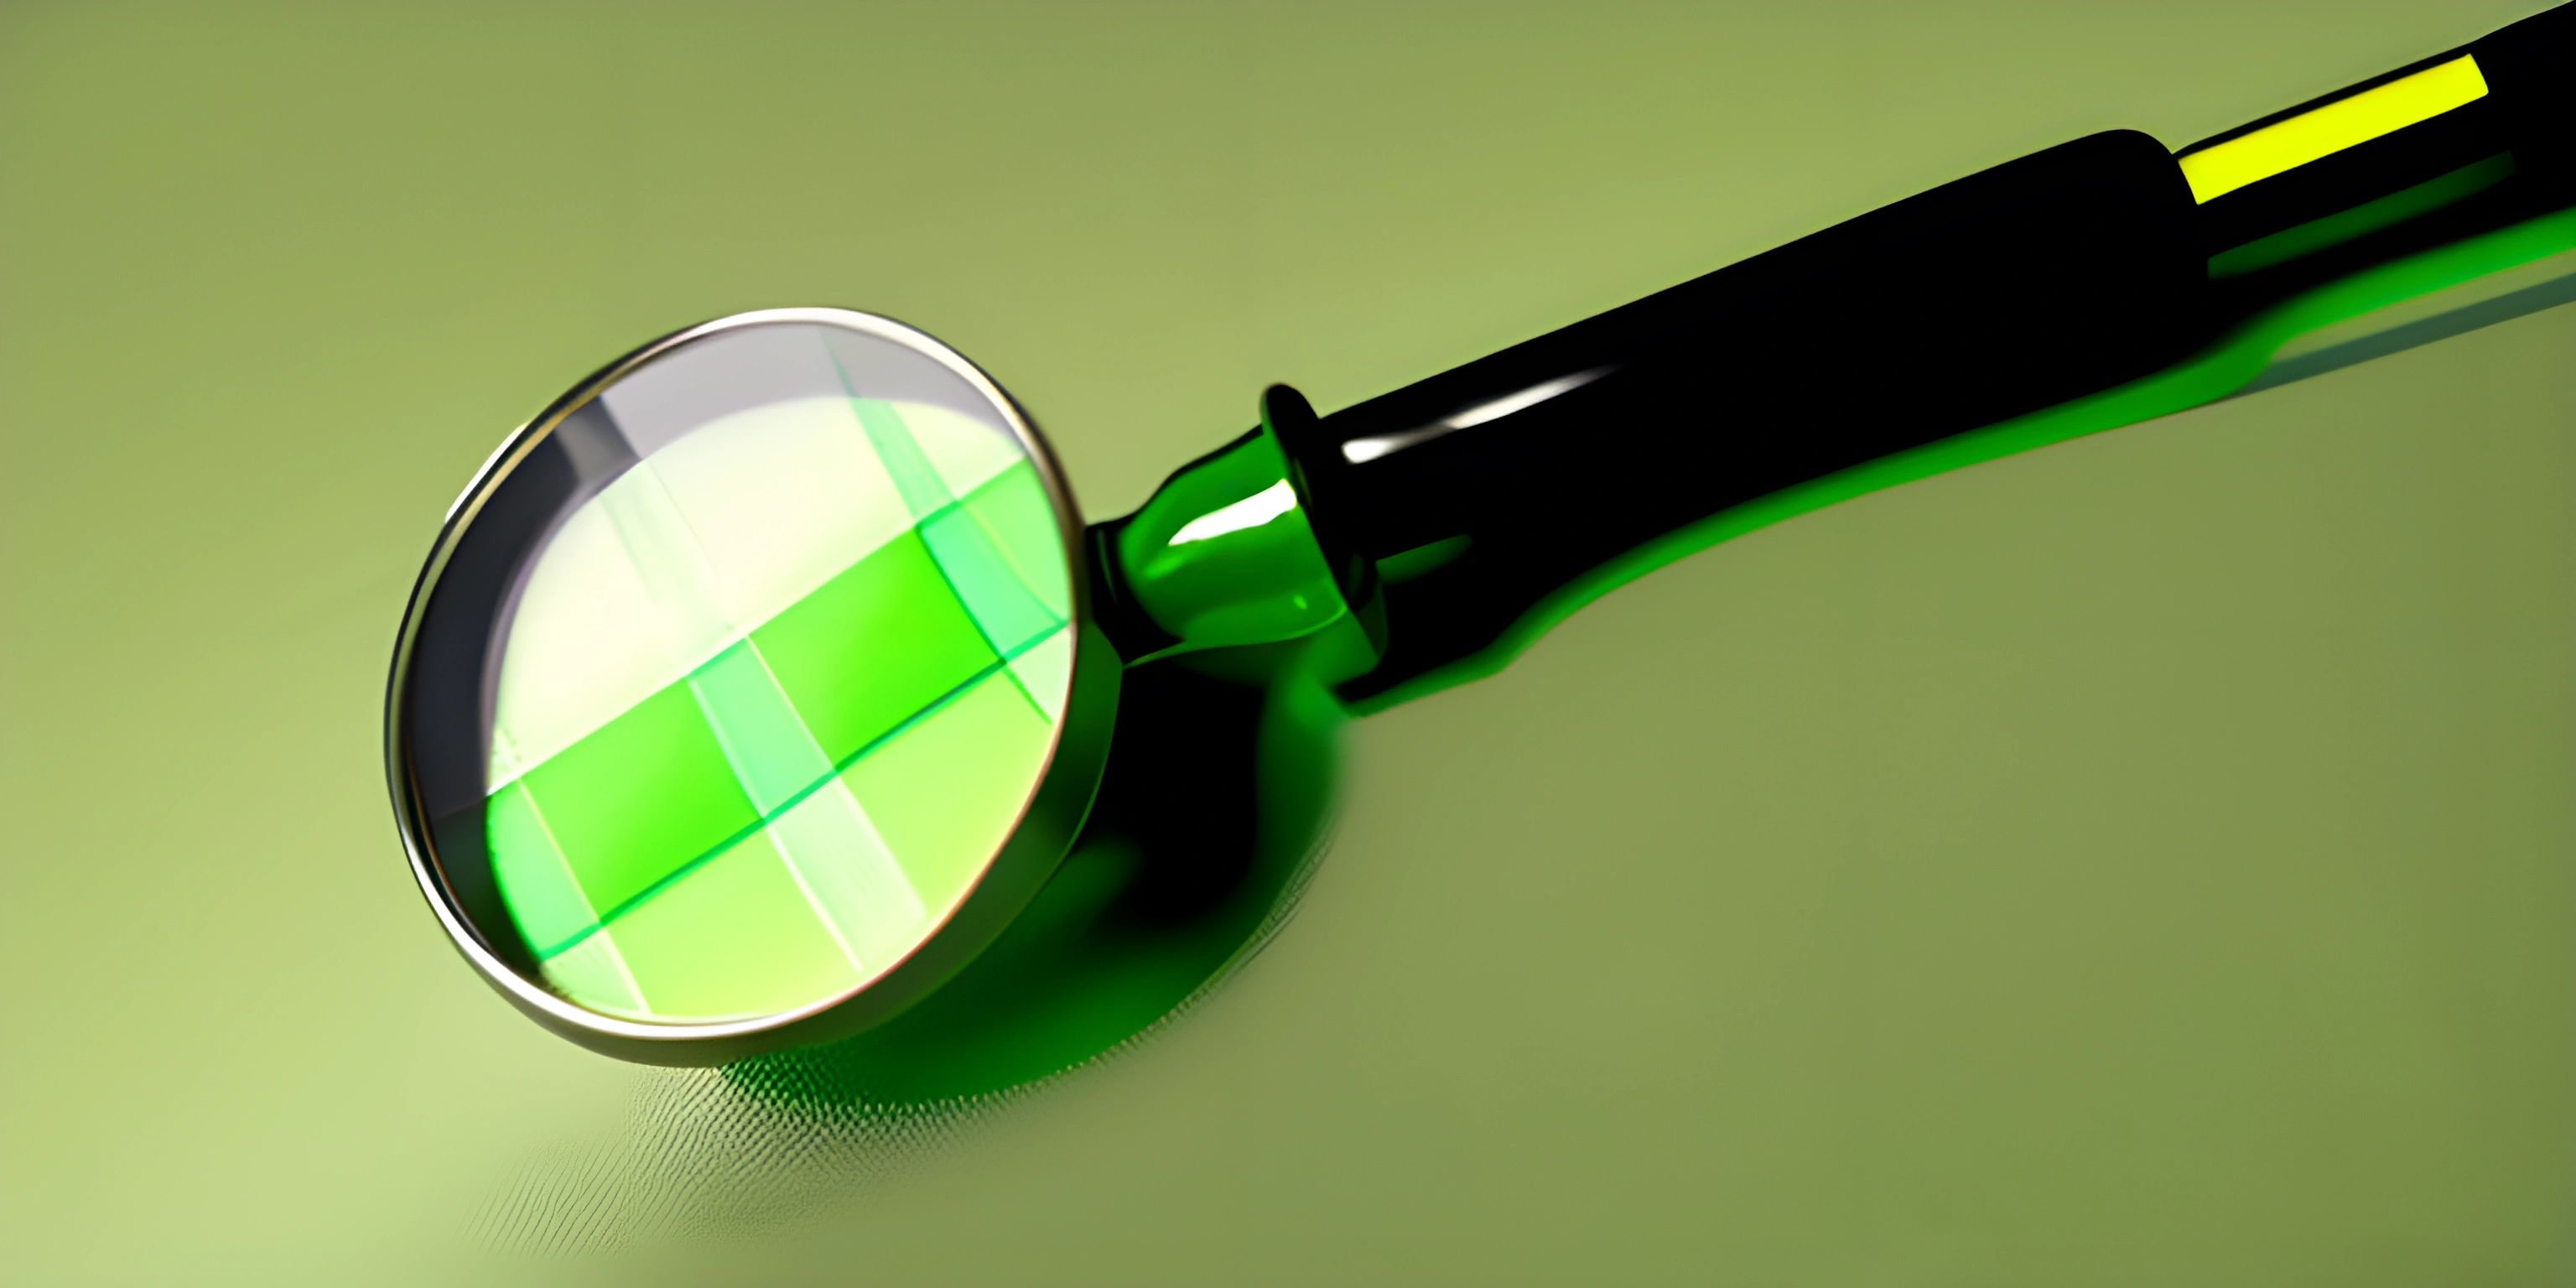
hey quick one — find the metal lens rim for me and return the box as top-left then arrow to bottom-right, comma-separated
382,307 -> 1116,1065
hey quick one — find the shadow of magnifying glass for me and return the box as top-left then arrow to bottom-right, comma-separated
475,645 -> 1347,1248
724,646 -> 1347,1113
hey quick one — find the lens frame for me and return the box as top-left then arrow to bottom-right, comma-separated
384,307 -> 1119,1065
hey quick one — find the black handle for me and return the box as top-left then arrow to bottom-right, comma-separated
1281,129 -> 2207,701
1271,3 -> 2576,705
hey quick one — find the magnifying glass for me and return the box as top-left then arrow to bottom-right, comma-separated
389,3 -> 2576,1063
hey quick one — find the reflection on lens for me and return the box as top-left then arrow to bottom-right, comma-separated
400,317 -> 1075,1025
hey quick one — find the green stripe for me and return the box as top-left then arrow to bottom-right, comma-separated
817,331 -> 1049,716
489,463 -> 1037,792
849,396 -> 1045,717
533,619 -> 1067,962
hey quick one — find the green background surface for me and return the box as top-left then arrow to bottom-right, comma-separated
4,1 -> 2573,1281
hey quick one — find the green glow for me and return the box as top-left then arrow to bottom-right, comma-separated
724,625 -> 1362,1110
1114,429 -> 1353,657
1379,535 -> 1472,585
1351,205 -> 2576,714
2210,153 -> 2516,280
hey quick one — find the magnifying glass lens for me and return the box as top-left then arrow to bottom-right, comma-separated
397,315 -> 1080,1031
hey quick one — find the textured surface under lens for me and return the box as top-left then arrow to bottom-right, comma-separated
475,320 -> 1073,1023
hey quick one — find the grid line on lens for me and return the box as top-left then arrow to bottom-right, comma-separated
495,476 -> 1067,966
486,465 -> 1038,793
584,452 -> 898,974
683,638 -> 931,974
485,760 -> 649,1012
822,334 -> 1049,719
532,617 -> 1065,963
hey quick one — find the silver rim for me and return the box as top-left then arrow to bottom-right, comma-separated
382,307 -> 1111,1061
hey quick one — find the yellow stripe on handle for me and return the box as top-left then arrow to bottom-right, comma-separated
2179,54 -> 2490,204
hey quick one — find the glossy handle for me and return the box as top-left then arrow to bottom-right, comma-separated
1279,129 -> 2209,700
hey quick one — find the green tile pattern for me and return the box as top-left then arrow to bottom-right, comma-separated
483,397 -> 1072,1023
